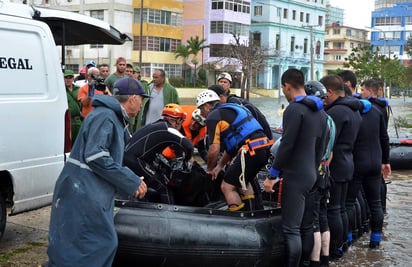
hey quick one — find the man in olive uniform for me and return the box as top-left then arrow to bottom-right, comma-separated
63,69 -> 82,146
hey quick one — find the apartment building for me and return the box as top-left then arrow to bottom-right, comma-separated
324,24 -> 369,75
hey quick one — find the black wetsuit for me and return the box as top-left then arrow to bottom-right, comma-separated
369,97 -> 390,214
324,96 -> 362,256
123,120 -> 193,203
226,94 -> 273,140
271,96 -> 328,267
346,103 -> 389,246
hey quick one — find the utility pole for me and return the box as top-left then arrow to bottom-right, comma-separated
139,0 -> 143,68
303,24 -> 318,80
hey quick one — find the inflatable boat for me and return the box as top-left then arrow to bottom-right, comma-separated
113,200 -> 285,267
390,138 -> 412,170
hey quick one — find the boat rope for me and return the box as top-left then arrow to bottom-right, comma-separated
239,147 -> 248,192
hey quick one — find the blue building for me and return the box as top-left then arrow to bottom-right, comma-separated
251,0 -> 327,90
371,2 -> 412,63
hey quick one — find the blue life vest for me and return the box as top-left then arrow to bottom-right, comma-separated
218,103 -> 263,152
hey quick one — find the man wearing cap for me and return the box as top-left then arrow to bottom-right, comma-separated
48,77 -> 149,267
78,67 -> 112,118
105,56 -> 127,93
74,60 -> 97,87
196,89 -> 273,211
63,69 -> 82,145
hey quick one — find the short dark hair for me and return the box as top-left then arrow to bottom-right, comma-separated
281,69 -> 304,89
362,79 -> 379,94
338,70 -> 357,88
98,63 -> 109,68
154,68 -> 166,78
320,74 -> 344,94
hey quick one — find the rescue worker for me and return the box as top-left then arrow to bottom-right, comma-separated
197,90 -> 273,211
47,77 -> 149,267
123,104 -> 194,204
263,69 -> 329,267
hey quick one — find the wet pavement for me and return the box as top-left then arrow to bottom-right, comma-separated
0,96 -> 410,266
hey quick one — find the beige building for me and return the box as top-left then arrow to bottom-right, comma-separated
323,24 -> 369,75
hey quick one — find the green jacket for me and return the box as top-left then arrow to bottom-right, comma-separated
130,81 -> 180,133
66,85 -> 82,145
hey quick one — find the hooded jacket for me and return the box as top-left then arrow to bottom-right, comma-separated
324,96 -> 362,182
272,96 -> 328,183
48,95 -> 142,267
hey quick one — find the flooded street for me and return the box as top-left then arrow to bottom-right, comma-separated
0,96 -> 410,266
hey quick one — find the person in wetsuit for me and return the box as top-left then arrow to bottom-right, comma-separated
346,79 -> 390,249
264,69 -> 329,267
196,89 -> 272,211
320,74 -> 362,260
123,104 -> 193,204
304,80 -> 336,267
367,78 -> 392,215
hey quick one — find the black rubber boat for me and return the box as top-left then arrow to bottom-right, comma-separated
113,200 -> 284,267
390,138 -> 412,170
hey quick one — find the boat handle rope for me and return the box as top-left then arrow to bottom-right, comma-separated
239,147 -> 248,192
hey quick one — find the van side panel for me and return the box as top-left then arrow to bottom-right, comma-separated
0,15 -> 66,214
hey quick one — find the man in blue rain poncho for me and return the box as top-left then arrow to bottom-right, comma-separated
47,77 -> 149,267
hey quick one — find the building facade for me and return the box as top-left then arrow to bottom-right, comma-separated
323,25 -> 369,75
370,2 -> 412,64
251,0 -> 327,90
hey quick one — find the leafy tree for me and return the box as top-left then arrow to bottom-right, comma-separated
344,45 -> 407,92
403,34 -> 412,59
175,44 -> 191,86
187,36 -> 208,86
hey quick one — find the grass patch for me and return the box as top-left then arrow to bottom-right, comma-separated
394,115 -> 412,128
0,242 -> 45,263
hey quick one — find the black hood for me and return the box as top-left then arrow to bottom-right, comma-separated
325,96 -> 361,112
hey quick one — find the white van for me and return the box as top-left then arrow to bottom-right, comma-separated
0,1 -> 129,239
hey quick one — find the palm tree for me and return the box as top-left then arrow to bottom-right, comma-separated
175,44 -> 191,86
187,36 -> 208,86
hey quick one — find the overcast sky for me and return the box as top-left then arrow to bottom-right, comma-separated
329,0 -> 375,29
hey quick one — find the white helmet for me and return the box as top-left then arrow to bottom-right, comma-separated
192,109 -> 206,126
196,90 -> 220,107
217,72 -> 232,83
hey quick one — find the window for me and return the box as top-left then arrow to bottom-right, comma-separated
318,15 -> 323,26
90,10 -> 104,21
316,41 -> 321,55
134,36 -> 181,52
254,5 -> 262,16
134,8 -> 182,26
304,38 -> 308,53
346,29 -> 352,37
275,34 -> 280,50
290,36 -> 295,52
212,0 -> 250,14
306,13 -> 310,23
334,55 -> 342,60
90,10 -> 104,48
292,10 -> 296,20
300,12 -> 304,22
253,32 -> 261,46
333,28 -> 340,34
283,8 -> 288,19
210,21 -> 249,35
